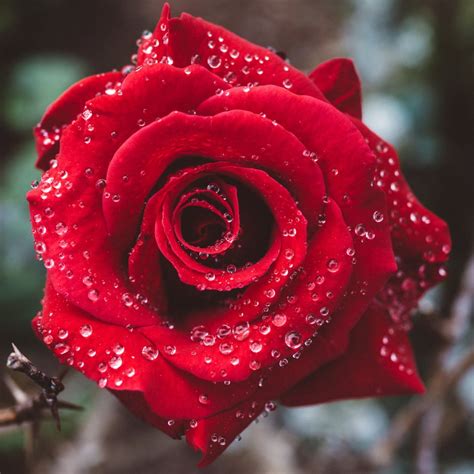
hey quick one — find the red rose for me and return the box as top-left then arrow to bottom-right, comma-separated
29,4 -> 450,466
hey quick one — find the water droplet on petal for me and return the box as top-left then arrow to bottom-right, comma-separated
109,356 -> 122,369
327,259 -> 339,272
80,324 -> 93,338
164,345 -> 176,355
207,55 -> 222,68
88,289 -> 99,302
141,345 -> 159,361
272,313 -> 287,327
285,331 -> 302,350
199,394 -> 209,405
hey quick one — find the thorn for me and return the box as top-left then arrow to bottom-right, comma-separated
58,367 -> 69,382
56,399 -> 83,411
3,343 -> 82,434
7,343 -> 31,370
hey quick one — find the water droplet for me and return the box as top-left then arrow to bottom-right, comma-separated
55,222 -> 68,236
265,401 -> 276,412
390,182 -> 400,192
121,293 -> 133,307
82,109 -> 92,121
264,288 -> 276,299
164,345 -> 176,355
88,289 -> 99,302
233,321 -> 250,341
219,342 -> 234,355
109,356 -> 122,369
326,259 -> 339,272
272,313 -> 287,327
284,249 -> 294,260
226,264 -> 237,274
141,345 -> 159,360
207,55 -> 222,69
80,324 -> 93,338
249,360 -> 261,371
54,343 -> 70,355
373,211 -> 384,223
199,394 -> 209,405
113,344 -> 125,355
249,341 -> 263,353
285,331 -> 302,349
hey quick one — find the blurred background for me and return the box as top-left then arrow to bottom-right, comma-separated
0,0 -> 472,473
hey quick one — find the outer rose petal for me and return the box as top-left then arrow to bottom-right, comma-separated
113,391 -> 186,439
352,119 -> 451,324
137,4 -> 325,99
280,304 -> 424,407
35,279 -> 261,420
186,398 -> 266,467
309,58 -> 362,119
34,71 -> 124,171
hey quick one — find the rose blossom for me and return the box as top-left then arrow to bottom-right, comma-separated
28,4 -> 450,466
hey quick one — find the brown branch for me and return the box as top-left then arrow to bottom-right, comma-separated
1,344 -> 82,432
369,348 -> 474,468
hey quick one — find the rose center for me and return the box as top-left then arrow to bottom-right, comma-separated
180,206 -> 229,247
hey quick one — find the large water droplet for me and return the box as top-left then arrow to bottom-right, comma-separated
109,356 -> 122,369
207,55 -> 222,68
141,345 -> 159,361
285,331 -> 302,349
80,324 -> 93,338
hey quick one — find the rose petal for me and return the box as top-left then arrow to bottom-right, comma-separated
113,391 -> 186,439
309,58 -> 362,118
137,4 -> 325,99
34,71 -> 124,171
35,278 -> 261,420
186,398 -> 266,467
352,118 -> 451,325
280,304 -> 424,406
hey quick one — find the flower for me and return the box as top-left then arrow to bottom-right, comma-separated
28,4 -> 450,466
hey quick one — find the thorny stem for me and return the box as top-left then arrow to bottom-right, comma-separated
1,344 -> 81,431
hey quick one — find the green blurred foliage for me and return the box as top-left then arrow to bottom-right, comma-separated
4,55 -> 88,131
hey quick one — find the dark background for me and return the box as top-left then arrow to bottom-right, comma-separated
0,0 -> 473,473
